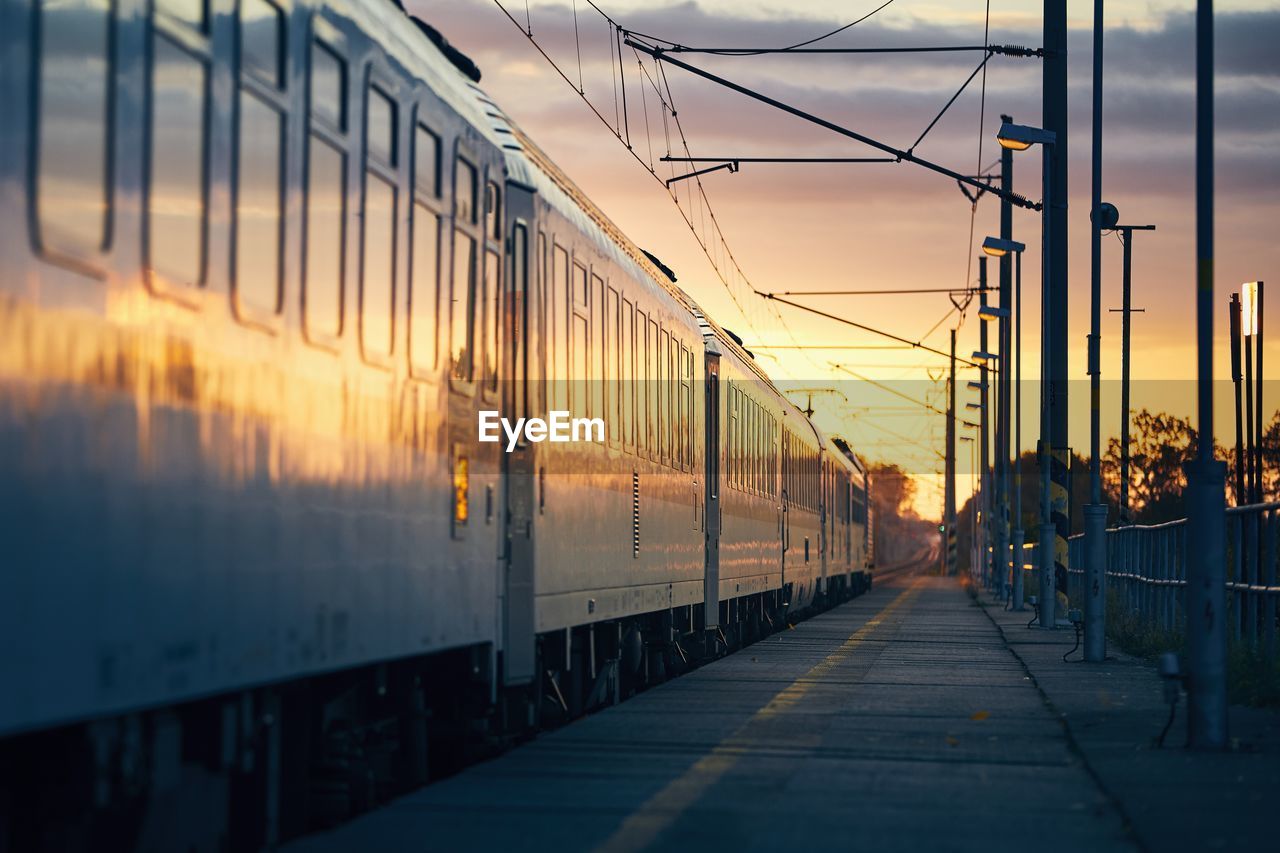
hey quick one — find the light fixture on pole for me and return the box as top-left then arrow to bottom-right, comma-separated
981,236 -> 1026,258
996,118 -> 1059,630
1242,281 -> 1264,506
997,120 -> 1056,151
978,306 -> 1010,321
967,381 -> 985,390
971,350 -> 1000,362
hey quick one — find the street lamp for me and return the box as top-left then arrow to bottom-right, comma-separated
985,235 -> 1027,610
981,236 -> 1026,258
997,118 -> 1059,630
981,240 -> 1021,603
997,120 -> 1056,151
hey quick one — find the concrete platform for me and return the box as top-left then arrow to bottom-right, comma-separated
286,572 -> 1140,852
982,588 -> 1280,853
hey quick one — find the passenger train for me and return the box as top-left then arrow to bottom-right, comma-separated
0,0 -> 872,847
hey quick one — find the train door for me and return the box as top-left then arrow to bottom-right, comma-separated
703,346 -> 721,628
502,182 -> 537,686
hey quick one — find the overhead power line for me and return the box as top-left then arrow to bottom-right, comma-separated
760,292 -> 982,368
622,39 -> 1039,211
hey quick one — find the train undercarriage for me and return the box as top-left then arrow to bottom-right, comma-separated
0,575 -> 870,852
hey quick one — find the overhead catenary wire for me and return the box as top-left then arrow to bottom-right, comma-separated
760,292 -> 983,369
492,0 -> 785,356
615,0 -> 901,55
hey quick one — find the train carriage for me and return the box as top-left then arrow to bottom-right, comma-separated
0,0 -> 873,847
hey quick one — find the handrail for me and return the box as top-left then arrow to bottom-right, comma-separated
1014,501 -> 1278,661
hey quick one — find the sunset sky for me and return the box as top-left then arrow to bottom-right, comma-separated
416,0 -> 1279,514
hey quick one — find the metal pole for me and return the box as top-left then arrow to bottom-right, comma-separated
1084,0 -> 1108,663
1045,0 -> 1071,619
946,329 -> 957,575
996,126 -> 1014,601
1232,294 -> 1244,505
1012,249 -> 1025,610
979,262 -> 991,589
1246,319 -> 1255,501
1039,144 -> 1057,630
1186,0 -> 1227,750
1255,282 -> 1264,502
1120,230 -> 1134,521
1112,223 -> 1153,521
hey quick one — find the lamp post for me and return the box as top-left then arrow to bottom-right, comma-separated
997,119 -> 1058,629
1085,0 -> 1108,664
966,380 -> 986,585
978,305 -> 1010,599
1107,223 -> 1156,523
1185,0 -> 1227,749
978,259 -> 991,589
961,434 -> 977,579
983,237 -> 1026,608
1242,281 -> 1265,503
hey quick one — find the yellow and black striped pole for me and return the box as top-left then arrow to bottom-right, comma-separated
1050,446 -> 1072,619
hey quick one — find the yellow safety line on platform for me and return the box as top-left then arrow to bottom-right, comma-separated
595,577 -> 925,853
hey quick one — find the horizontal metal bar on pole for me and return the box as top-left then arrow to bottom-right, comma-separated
623,38 -> 1040,211
642,44 -> 1043,57
659,156 -> 896,164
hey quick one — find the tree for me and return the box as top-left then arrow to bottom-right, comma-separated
1102,409 -> 1200,525
867,462 -> 934,566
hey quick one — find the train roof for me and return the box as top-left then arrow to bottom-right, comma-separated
830,437 -> 868,476
401,12 -> 857,462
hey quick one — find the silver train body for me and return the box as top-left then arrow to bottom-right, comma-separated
0,0 -> 871,845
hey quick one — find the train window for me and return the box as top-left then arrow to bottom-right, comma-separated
621,299 -> 633,449
679,345 -> 690,472
483,249 -> 500,393
148,35 -> 208,289
592,274 -> 604,421
450,231 -> 476,381
636,310 -> 648,454
570,262 -> 589,417
511,224 -> 529,418
669,337 -> 681,470
367,86 -> 396,167
538,231 -> 548,408
311,41 -> 345,130
157,0 -> 207,30
606,287 -> 620,444
409,202 -> 439,371
35,0 -> 112,260
658,329 -> 670,465
551,244 -> 569,410
235,91 -> 284,315
456,157 -> 476,223
414,124 -> 439,198
731,386 -> 740,487
647,317 -> 658,458
572,312 -> 588,418
305,137 -> 344,339
362,174 -> 395,356
241,0 -> 283,88
485,182 -> 501,241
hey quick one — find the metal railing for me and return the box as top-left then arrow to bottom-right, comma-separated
1016,502 -> 1280,662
